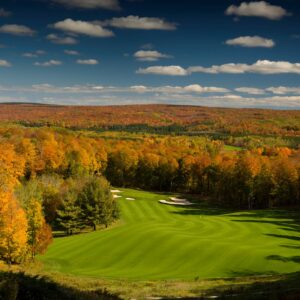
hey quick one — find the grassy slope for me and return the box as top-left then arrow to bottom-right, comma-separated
41,189 -> 300,280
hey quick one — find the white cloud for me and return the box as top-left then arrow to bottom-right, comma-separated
134,50 -> 172,61
0,59 -> 11,67
1,84 -> 300,108
137,61 -> 300,76
34,60 -> 62,67
130,85 -> 148,93
36,50 -> 46,55
226,1 -> 290,20
23,53 -> 38,58
47,33 -> 78,45
76,59 -> 99,65
103,15 -> 177,30
235,87 -> 266,95
64,49 -> 80,55
23,50 -> 46,58
51,18 -> 114,37
226,36 -> 275,48
129,84 -> 229,94
137,66 -> 188,76
183,84 -> 229,93
188,60 -> 300,75
52,0 -> 120,10
0,8 -> 11,17
266,86 -> 300,95
0,24 -> 36,36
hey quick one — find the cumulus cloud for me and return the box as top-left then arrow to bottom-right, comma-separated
0,24 -> 36,36
138,61 -> 300,76
183,84 -> 230,93
51,0 -> 120,10
188,60 -> 300,75
51,19 -> 114,37
130,84 -> 229,94
0,59 -> 11,67
102,15 -> 177,30
64,49 -> 80,55
130,85 -> 148,93
47,33 -> 78,45
76,59 -> 99,65
235,87 -> 266,95
23,53 -> 38,58
23,50 -> 46,58
134,50 -> 172,61
34,60 -> 62,67
225,1 -> 290,20
266,86 -> 300,95
226,36 -> 275,48
2,83 -> 300,108
0,8 -> 11,17
137,65 -> 188,76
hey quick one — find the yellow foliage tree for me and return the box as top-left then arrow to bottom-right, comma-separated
0,192 -> 28,265
23,197 -> 52,259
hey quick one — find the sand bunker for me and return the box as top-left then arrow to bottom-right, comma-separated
113,195 -> 122,199
159,197 -> 194,206
126,198 -> 136,201
111,189 -> 122,193
170,197 -> 187,202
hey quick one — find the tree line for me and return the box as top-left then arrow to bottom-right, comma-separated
1,104 -> 300,136
0,126 -> 299,210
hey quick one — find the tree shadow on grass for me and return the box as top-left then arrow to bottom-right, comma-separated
171,206 -> 300,221
161,272 -> 300,300
229,210 -> 300,242
265,233 -> 300,242
171,206 -> 235,216
0,271 -> 121,300
169,202 -> 236,216
281,244 -> 300,250
266,255 -> 300,264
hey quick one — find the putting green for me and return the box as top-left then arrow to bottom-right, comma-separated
41,189 -> 300,280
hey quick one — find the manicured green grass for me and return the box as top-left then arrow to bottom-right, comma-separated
224,145 -> 242,151
41,189 -> 300,280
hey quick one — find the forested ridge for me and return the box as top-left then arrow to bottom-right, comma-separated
1,104 -> 300,136
0,125 -> 299,211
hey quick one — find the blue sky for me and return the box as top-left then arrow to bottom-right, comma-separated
0,0 -> 300,108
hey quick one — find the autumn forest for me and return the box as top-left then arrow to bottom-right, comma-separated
0,104 -> 300,299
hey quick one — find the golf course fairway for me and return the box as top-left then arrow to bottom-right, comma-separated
41,189 -> 300,280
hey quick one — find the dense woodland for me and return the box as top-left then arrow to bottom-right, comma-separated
1,104 -> 300,136
0,123 -> 300,265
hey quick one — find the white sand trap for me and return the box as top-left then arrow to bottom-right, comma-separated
159,199 -> 194,206
170,197 -> 187,202
111,189 -> 122,193
113,195 -> 122,199
126,198 -> 136,201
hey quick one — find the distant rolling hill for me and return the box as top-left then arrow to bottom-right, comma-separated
0,103 -> 300,135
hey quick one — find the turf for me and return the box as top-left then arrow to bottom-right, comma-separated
40,189 -> 300,280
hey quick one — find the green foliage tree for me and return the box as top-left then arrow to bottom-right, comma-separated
78,176 -> 119,231
56,191 -> 82,235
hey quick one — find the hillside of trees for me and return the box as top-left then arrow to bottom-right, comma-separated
1,104 -> 300,136
0,126 -> 299,212
0,123 -> 300,298
0,123 -> 300,265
